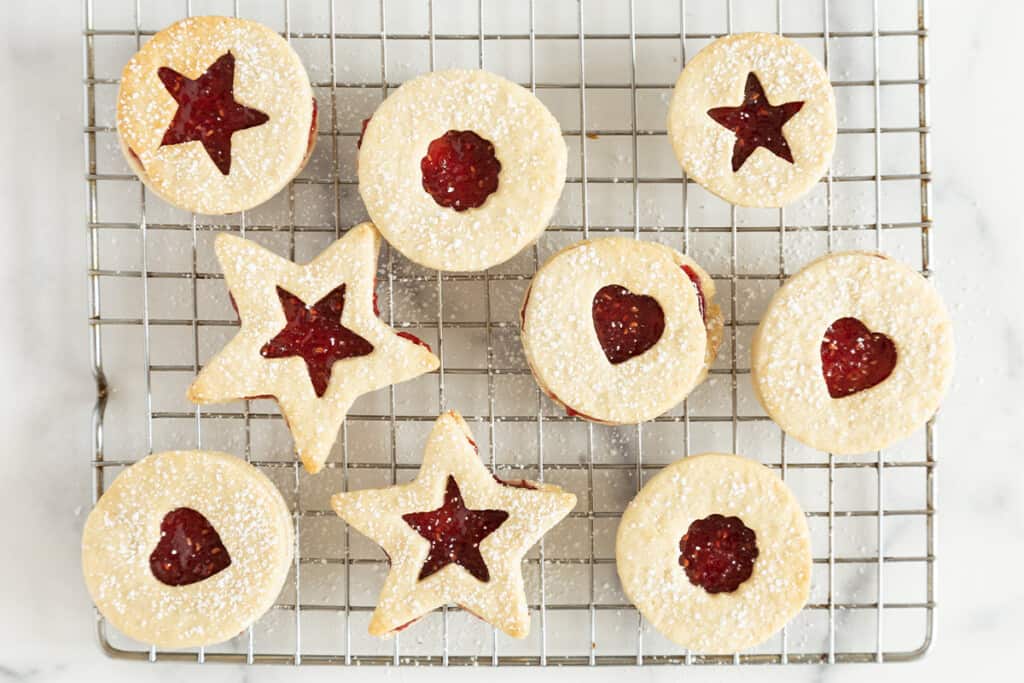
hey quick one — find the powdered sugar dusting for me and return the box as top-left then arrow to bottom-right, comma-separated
521,238 -> 723,424
616,453 -> 811,653
358,69 -> 567,272
331,411 -> 576,638
187,224 -> 440,473
116,16 -> 315,214
668,32 -> 837,208
751,251 -> 954,454
81,451 -> 293,648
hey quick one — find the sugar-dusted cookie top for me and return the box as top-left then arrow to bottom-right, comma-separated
117,16 -> 315,214
359,69 -> 567,271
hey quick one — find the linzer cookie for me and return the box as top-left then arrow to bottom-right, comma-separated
520,237 -> 723,424
668,32 -> 836,207
332,411 -> 576,638
81,451 -> 293,648
358,69 -> 567,271
117,16 -> 316,214
616,453 -> 812,653
187,223 -> 439,473
752,251 -> 954,454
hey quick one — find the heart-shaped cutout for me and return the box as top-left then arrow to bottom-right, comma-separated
820,317 -> 897,398
149,507 -> 232,586
592,285 -> 665,365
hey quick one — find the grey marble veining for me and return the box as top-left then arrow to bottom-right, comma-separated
1,0 -> 1022,681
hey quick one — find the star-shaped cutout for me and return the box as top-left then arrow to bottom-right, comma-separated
259,284 -> 374,398
707,71 -> 804,172
332,411 -> 577,638
403,475 -> 509,583
188,222 -> 440,474
158,51 -> 270,175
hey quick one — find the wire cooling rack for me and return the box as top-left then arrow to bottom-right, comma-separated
83,0 -> 935,667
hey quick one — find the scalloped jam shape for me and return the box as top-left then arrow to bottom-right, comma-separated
679,513 -> 759,594
420,130 -> 502,211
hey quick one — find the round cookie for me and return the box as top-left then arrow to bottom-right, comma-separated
82,451 -> 294,648
667,32 -> 836,208
520,238 -> 723,424
358,69 -> 567,272
117,16 -> 316,214
616,453 -> 811,654
751,251 -> 954,454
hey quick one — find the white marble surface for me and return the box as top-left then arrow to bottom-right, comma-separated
2,0 -> 1022,681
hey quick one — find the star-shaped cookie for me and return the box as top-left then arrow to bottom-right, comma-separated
188,222 -> 439,473
331,411 -> 577,638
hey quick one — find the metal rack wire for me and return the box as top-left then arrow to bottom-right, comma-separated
84,0 -> 935,666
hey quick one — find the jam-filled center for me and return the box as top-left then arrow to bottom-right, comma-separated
592,285 -> 666,365
707,71 -> 804,173
820,317 -> 897,398
681,265 -> 706,322
259,284 -> 374,398
158,52 -> 270,175
420,130 -> 502,211
679,513 -> 759,594
357,117 -> 371,149
402,476 -> 509,582
149,507 -> 232,587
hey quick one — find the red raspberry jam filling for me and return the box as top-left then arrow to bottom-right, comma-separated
126,145 -> 144,170
391,605 -> 490,634
542,390 -> 599,422
357,117 -> 371,149
150,507 -> 231,587
470,435 -> 538,488
260,284 -> 374,398
493,474 -> 538,491
682,265 -> 706,322
305,98 -> 318,158
564,404 -> 587,419
392,618 -> 420,633
402,476 -> 509,583
421,130 -> 501,211
592,285 -> 665,365
707,72 -> 805,172
397,331 -> 432,352
679,513 -> 758,594
127,99 -> 313,176
820,317 -> 897,399
520,285 -> 531,328
157,52 -> 270,176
